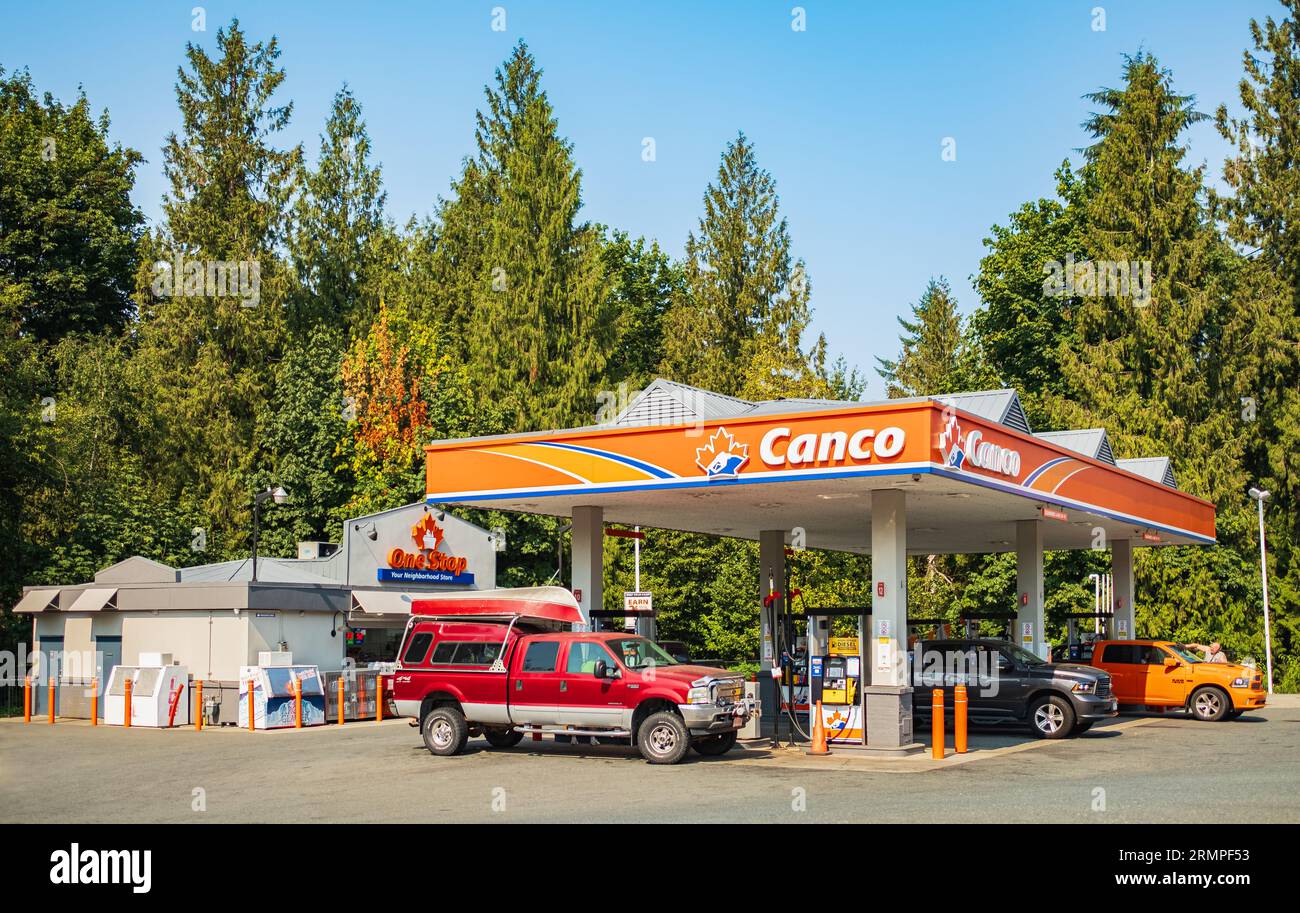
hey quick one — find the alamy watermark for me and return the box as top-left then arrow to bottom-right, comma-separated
151,255 -> 261,307
1043,253 -> 1151,306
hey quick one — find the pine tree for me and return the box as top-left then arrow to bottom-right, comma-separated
130,19 -> 302,548
436,42 -> 612,431
876,277 -> 985,397
660,132 -> 828,399
290,84 -> 387,334
1215,1 -> 1300,688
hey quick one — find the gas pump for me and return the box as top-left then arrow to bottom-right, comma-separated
805,606 -> 868,746
1062,612 -> 1113,662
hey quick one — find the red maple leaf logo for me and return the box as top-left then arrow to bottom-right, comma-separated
411,513 -> 444,552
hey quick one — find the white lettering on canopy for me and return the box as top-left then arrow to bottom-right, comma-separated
761,426 -> 906,467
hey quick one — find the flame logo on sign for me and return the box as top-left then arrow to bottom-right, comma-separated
411,513 -> 444,552
695,427 -> 750,478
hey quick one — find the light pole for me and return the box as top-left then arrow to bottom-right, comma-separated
1248,487 -> 1274,694
251,486 -> 289,583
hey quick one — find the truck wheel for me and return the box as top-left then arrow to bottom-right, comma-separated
1190,687 -> 1229,722
482,727 -> 523,748
422,706 -> 469,756
637,711 -> 691,764
692,731 -> 738,756
1029,695 -> 1075,739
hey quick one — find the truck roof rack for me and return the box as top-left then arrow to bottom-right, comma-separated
408,586 -> 583,627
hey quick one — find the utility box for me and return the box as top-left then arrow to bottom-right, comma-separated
238,665 -> 325,729
739,680 -> 763,739
105,662 -> 190,727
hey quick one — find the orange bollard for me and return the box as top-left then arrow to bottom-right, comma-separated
23,675 -> 31,723
375,676 -> 383,723
806,700 -> 830,756
358,676 -> 366,716
91,677 -> 98,726
48,676 -> 55,724
247,678 -> 255,731
337,676 -> 345,726
931,688 -> 944,759
195,680 -> 204,731
123,675 -> 132,729
954,684 -> 968,754
294,677 -> 303,729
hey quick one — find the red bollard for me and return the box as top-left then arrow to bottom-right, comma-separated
931,688 -> 945,759
954,684 -> 968,754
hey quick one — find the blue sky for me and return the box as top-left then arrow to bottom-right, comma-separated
2,1 -> 1280,397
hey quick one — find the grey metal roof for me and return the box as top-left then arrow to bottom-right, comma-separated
178,557 -> 341,585
1034,428 -> 1116,466
1117,457 -> 1177,488
611,378 -> 755,426
932,389 -> 1033,434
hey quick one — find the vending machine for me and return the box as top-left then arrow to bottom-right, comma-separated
105,654 -> 190,727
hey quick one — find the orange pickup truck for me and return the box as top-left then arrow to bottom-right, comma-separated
1088,640 -> 1266,721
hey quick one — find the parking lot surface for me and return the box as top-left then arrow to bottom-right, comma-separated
2,703 -> 1297,823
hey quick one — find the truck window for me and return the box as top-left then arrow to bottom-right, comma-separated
521,641 -> 560,672
1140,646 -> 1168,664
402,632 -> 434,665
566,641 -> 617,674
1101,644 -> 1138,663
429,641 -> 503,666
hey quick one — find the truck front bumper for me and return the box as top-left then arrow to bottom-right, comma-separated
1071,694 -> 1119,721
678,701 -> 753,735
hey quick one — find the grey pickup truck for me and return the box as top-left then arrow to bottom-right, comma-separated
910,638 -> 1117,738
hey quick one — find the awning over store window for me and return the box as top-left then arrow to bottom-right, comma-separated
13,588 -> 60,614
350,590 -> 416,623
67,588 -> 117,612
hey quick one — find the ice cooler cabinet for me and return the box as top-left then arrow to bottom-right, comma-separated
238,665 -> 326,729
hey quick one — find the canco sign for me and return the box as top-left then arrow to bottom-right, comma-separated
759,426 -> 907,467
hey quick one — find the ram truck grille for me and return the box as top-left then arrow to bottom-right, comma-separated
1094,677 -> 1112,699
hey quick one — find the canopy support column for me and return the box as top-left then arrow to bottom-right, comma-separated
864,489 -> 918,752
1016,519 -> 1047,658
571,506 -> 603,631
1111,538 -> 1135,639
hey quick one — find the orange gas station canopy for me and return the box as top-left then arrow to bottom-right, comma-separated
423,381 -> 1215,555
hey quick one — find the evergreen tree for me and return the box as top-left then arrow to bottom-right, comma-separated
290,84 -> 387,334
130,19 -> 301,549
601,231 -> 681,392
661,132 -> 828,399
876,277 -> 986,397
0,67 -> 143,342
1215,1 -> 1300,687
973,162 -> 1092,415
437,42 -> 612,431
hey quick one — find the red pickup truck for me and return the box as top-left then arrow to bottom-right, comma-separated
391,587 -> 753,764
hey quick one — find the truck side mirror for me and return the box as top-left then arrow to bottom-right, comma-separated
593,660 -> 608,679
1164,657 -> 1178,668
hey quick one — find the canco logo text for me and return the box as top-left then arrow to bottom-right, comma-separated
759,426 -> 906,467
